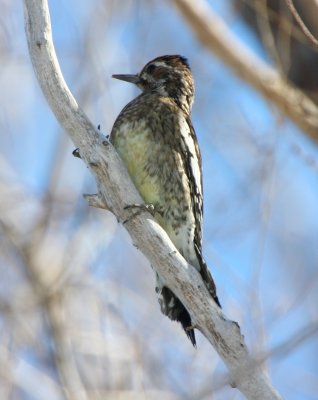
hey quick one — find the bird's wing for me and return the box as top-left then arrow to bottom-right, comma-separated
181,116 -> 220,306
179,115 -> 203,250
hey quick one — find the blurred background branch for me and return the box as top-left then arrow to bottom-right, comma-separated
172,0 -> 318,144
285,0 -> 318,48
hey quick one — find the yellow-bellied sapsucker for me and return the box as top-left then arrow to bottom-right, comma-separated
110,55 -> 220,346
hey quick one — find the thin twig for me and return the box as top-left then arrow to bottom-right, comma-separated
285,0 -> 318,49
255,0 -> 282,70
240,0 -> 310,44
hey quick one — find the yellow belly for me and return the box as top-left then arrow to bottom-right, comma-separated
113,123 -> 161,205
111,120 -> 197,267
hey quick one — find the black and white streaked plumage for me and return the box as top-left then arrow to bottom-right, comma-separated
110,55 -> 220,346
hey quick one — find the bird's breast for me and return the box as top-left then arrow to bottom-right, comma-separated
111,114 -> 198,269
111,120 -> 163,205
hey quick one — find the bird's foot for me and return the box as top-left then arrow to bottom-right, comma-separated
123,203 -> 157,224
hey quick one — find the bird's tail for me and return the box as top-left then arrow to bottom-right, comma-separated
156,284 -> 196,346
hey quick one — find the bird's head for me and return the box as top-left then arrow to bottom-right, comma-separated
112,55 -> 194,114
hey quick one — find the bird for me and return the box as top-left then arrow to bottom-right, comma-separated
110,55 -> 220,346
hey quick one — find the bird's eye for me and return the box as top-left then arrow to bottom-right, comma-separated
147,64 -> 157,73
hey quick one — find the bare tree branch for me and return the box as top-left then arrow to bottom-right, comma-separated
0,199 -> 88,400
263,319 -> 318,361
172,0 -> 318,145
285,0 -> 318,48
23,0 -> 282,399
83,193 -> 109,210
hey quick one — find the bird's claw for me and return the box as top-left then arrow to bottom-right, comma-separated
123,203 -> 156,224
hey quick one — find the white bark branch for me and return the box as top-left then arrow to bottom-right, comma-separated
172,0 -> 318,145
23,1 -> 282,399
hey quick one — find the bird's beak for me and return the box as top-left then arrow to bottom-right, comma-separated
112,74 -> 140,84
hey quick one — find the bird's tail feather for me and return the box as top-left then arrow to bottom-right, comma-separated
157,286 -> 196,346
